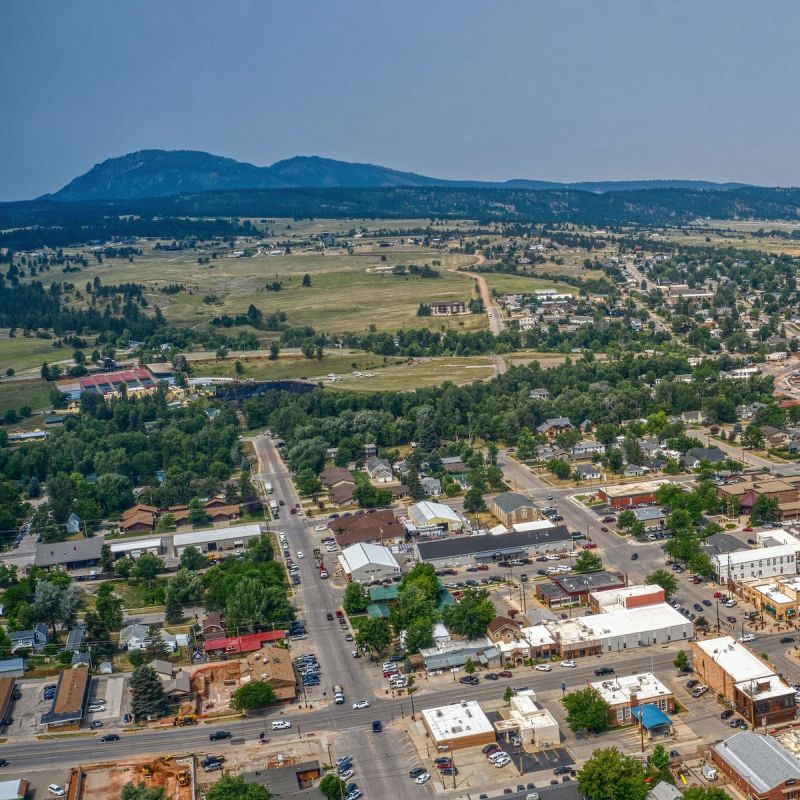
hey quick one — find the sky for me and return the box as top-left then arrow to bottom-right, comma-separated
3,0 -> 800,200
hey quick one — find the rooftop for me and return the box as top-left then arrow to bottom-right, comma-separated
735,673 -> 795,702
695,636 -> 774,682
173,523 -> 261,547
712,541 -> 800,567
34,538 -> 103,567
408,501 -> 461,524
339,542 -> 400,572
591,672 -> 672,706
41,666 -> 89,724
554,571 -> 625,594
421,700 -> 494,741
712,732 -> 800,793
600,479 -> 672,498
109,537 -> 162,554
492,491 -> 535,514
579,603 -> 692,639
417,525 -> 571,561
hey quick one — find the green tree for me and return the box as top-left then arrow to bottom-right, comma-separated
464,657 -> 475,675
33,579 -> 78,637
133,554 -> 164,581
302,273 -> 312,287
120,783 -> 167,800
562,687 -> 611,734
503,686 -> 514,705
463,485 -> 486,513
403,616 -> 435,653
179,545 -> 208,571
742,423 -> 764,449
145,627 -> 171,659
616,509 -> 636,530
164,588 -> 184,625
644,570 -> 678,599
416,405 -> 438,452
577,747 -> 648,800
573,551 -> 602,573
342,582 -> 369,615
95,584 -> 124,630
100,543 -> 114,574
682,789 -> 732,800
129,665 -> 168,721
443,587 -> 495,639
673,649 -> 690,671
319,774 -> 346,800
295,467 -> 322,496
355,617 -> 392,655
187,499 -> 211,527
406,467 -> 424,502
548,458 -> 571,480
206,774 -> 272,800
84,611 -> 114,660
230,680 -> 277,711
269,342 -> 280,361
751,494 -> 779,524
649,744 -> 669,771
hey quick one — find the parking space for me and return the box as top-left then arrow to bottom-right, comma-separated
6,681 -> 55,736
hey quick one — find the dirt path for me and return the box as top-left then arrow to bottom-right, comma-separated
452,255 -> 505,336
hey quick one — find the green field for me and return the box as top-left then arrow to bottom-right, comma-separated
0,381 -> 53,416
333,356 -> 497,391
0,335 -> 70,374
478,272 -> 580,295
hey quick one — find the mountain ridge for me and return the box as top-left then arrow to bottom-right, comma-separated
46,149 -> 755,203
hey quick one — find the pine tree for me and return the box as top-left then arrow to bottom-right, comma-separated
129,665 -> 168,720
164,589 -> 184,625
145,627 -> 171,659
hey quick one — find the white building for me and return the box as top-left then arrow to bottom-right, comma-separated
590,584 -> 665,612
421,700 -> 496,750
338,542 -> 401,584
494,690 -> 560,749
109,537 -> 163,559
712,541 -> 800,584
576,603 -> 693,653
511,520 -> 555,533
173,523 -> 263,556
407,501 -> 463,532
590,672 -> 673,724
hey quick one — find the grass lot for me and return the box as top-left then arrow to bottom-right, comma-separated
0,380 -> 53,416
477,272 -> 580,295
333,356 -> 497,392
0,334 -> 69,373
109,578 -> 168,609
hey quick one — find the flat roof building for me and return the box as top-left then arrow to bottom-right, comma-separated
173,523 -> 262,555
421,700 -> 496,750
589,584 -> 665,613
711,540 -> 800,584
109,537 -> 163,557
34,538 -> 103,570
598,480 -> 673,508
416,525 -> 572,567
41,666 -> 90,729
590,672 -> 674,726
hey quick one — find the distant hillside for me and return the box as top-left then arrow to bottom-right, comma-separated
46,149 -> 755,203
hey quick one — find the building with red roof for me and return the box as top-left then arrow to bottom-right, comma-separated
203,630 -> 287,657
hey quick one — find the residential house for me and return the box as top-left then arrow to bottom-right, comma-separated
623,464 -> 650,478
529,388 -> 551,400
535,444 -> 563,462
430,300 -> 466,315
575,464 -> 601,480
536,418 -> 573,437
571,440 -> 606,458
328,509 -> 405,547
420,477 -> 441,497
119,623 -> 178,653
681,446 -> 726,469
148,659 -> 191,701
491,491 -> 538,527
119,504 -> 158,533
65,625 -> 85,654
761,426 -> 792,449
8,623 -> 49,654
319,467 -> 357,506
66,513 -> 82,535
362,443 -> 378,458
364,457 -> 393,484
202,611 -> 226,642
680,410 -> 705,425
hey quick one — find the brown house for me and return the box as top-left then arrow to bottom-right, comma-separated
320,467 -> 357,506
119,504 -> 157,532
491,492 -> 538,528
206,504 -> 241,523
486,616 -> 520,643
329,509 -> 405,548
168,505 -> 190,525
202,611 -> 226,642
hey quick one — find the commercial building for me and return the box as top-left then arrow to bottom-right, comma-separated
692,637 -> 796,726
0,779 -> 29,800
420,639 -> 500,672
34,539 -> 103,571
494,690 -> 560,749
328,509 -> 405,548
0,677 -> 16,726
407,501 -> 464,533
109,537 -> 164,559
240,646 -> 297,701
579,603 -> 693,653
173,523 -> 263,556
421,700 -> 496,750
488,621 -> 557,666
739,575 -> 800,621
536,572 -> 626,609
590,672 -> 674,726
337,543 -> 401,584
717,477 -> 800,520
711,732 -> 800,800
491,492 -> 538,527
711,538 -> 800,584
41,665 -> 90,730
589,584 -> 665,613
416,525 -> 572,568
204,630 -> 287,658
598,480 -> 673,508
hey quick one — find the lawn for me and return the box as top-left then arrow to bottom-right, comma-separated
0,334 -> 68,374
477,272 -> 580,295
0,380 -> 53,416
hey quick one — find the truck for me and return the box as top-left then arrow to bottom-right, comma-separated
333,684 -> 344,704
269,500 -> 279,514
265,481 -> 273,494
701,764 -> 717,782
319,563 -> 329,579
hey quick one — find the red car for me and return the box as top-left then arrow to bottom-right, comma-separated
602,516 -> 616,523
498,670 -> 513,678
476,564 -> 489,571
713,591 -> 722,599
582,543 -> 598,550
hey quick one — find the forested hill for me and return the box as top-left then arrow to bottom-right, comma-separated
44,149 -> 753,203
4,184 -> 800,251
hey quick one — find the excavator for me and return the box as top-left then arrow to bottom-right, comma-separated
174,713 -> 198,727
177,770 -> 190,787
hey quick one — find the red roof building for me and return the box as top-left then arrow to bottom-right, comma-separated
203,630 -> 287,655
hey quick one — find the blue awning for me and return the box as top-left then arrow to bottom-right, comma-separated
632,704 -> 671,730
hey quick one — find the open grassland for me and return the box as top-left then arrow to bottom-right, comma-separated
0,334 -> 70,373
477,272 -> 580,295
331,356 -> 497,392
238,217 -> 482,235
0,380 -> 52,416
190,351 -> 405,381
660,222 -> 800,256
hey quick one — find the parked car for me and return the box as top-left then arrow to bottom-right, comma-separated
48,786 -> 66,797
560,660 -> 576,668
535,664 -> 552,672
720,710 -> 734,720
686,679 -> 699,689
781,636 -> 796,644
459,675 -> 479,685
409,767 -> 426,779
498,670 -> 513,678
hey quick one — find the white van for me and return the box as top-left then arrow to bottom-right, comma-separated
702,764 -> 717,781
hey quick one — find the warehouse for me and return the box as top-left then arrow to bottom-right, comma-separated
421,701 -> 496,751
415,525 -> 572,567
109,537 -> 164,559
173,523 -> 262,556
338,543 -> 401,584
598,480 -> 673,508
579,603 -> 693,652
406,501 -> 464,533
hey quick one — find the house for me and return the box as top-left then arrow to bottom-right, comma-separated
328,509 -> 405,548
711,732 -> 800,800
364,457 -> 393,484
204,503 -> 241,523
535,444 -> 563,462
65,626 -> 85,654
66,513 -> 82,535
529,388 -> 551,400
119,503 -> 158,533
491,491 -> 537,527
571,440 -> 606,458
148,659 -> 191,701
420,477 -> 441,497
202,611 -> 226,642
204,629 -> 287,658
338,543 -> 401,584
319,467 -> 357,506
575,464 -> 601,480
8,623 -> 49,654
680,410 -> 705,425
623,464 -> 649,478
681,446 -> 726,469
440,456 -> 467,474
536,418 -> 573,437
119,624 -> 178,653
362,443 -> 378,458
420,639 -> 501,673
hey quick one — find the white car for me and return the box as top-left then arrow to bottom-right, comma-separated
271,720 -> 292,730
415,773 -> 431,785
48,787 -> 66,797
339,769 -> 354,780
488,750 -> 508,762
739,633 -> 755,643
560,660 -> 577,668
535,664 -> 552,672
314,525 -> 327,532
546,554 -> 560,561
556,565 -> 570,572
352,700 -> 370,710
297,551 -> 304,559
494,756 -> 511,767
725,599 -> 737,607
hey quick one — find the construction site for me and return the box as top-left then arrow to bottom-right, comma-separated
69,756 -> 194,800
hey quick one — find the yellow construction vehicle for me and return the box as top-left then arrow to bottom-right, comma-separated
177,770 -> 190,787
141,765 -> 153,778
174,714 -> 198,726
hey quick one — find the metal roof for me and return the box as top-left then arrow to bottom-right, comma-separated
35,538 -> 103,567
417,525 -> 570,561
713,732 -> 800,793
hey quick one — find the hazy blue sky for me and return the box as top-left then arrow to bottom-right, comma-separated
3,1 -> 800,199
